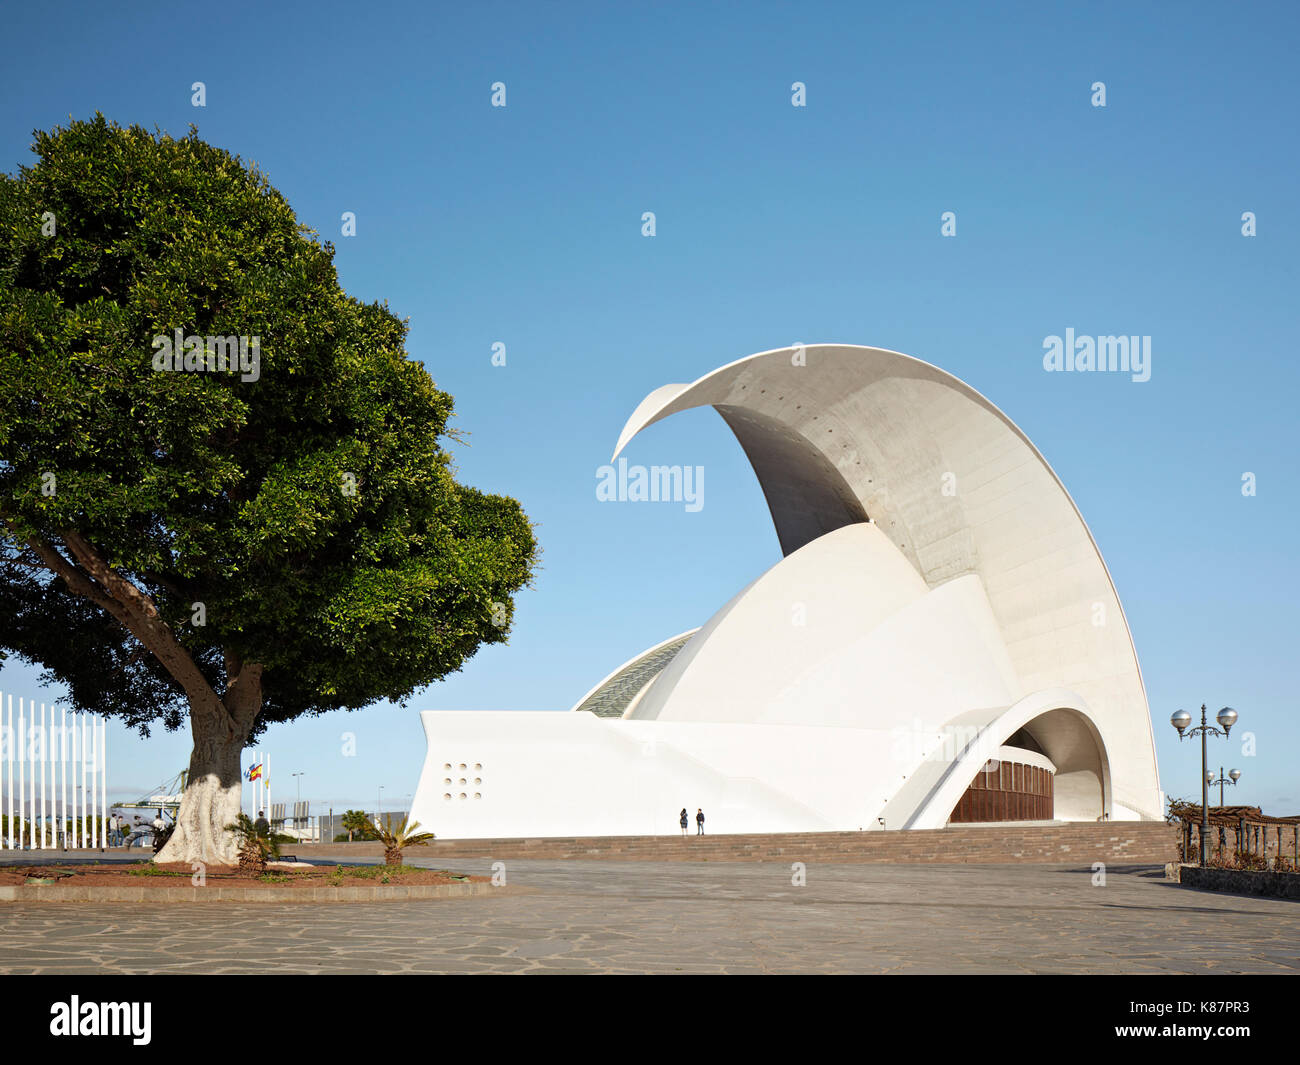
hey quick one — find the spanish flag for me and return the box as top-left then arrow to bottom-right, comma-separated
247,763 -> 263,782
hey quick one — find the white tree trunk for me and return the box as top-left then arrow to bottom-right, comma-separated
155,711 -> 245,865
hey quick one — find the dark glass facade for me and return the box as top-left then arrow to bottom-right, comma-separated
949,759 -> 1053,823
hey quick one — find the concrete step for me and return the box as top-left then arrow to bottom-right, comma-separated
295,822 -> 1177,865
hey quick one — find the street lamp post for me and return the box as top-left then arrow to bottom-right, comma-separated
1171,705 -> 1238,867
1208,766 -> 1241,808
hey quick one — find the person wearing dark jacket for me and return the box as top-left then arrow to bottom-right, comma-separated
679,808 -> 689,836
254,810 -> 270,837
696,808 -> 705,835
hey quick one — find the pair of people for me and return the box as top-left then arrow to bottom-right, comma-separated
679,807 -> 705,836
103,813 -> 133,845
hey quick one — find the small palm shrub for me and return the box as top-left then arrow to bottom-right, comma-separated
340,809 -> 380,842
371,815 -> 435,867
225,812 -> 282,874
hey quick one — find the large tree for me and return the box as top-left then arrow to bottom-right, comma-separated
0,116 -> 537,864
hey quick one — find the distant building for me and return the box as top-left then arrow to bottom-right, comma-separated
410,344 -> 1164,837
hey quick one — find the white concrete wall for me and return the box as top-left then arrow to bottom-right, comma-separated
409,695 -> 1116,839
411,711 -> 938,838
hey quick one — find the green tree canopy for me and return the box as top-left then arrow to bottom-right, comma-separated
0,115 -> 537,861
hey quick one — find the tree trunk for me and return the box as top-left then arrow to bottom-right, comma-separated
20,532 -> 267,867
155,710 -> 246,865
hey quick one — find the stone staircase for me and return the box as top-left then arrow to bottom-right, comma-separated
298,821 -> 1177,865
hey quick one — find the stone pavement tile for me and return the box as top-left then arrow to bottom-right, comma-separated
2,860 -> 1295,974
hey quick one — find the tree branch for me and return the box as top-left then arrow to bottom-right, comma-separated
21,527 -> 233,733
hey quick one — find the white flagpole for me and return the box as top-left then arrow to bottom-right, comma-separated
38,703 -> 46,849
72,712 -> 79,848
267,752 -> 272,831
88,716 -> 96,849
95,718 -> 103,849
80,712 -> 87,849
100,719 -> 107,849
91,715 -> 99,849
4,693 -> 11,849
49,704 -> 56,848
60,707 -> 66,849
26,699 -> 35,849
18,699 -> 26,849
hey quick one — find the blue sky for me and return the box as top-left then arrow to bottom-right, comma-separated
1,1 -> 1296,816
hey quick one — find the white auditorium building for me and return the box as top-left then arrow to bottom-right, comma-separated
409,345 -> 1164,838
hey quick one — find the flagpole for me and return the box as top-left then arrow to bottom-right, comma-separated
80,712 -> 87,849
101,719 -> 107,850
13,696 -> 21,853
89,716 -> 97,850
4,693 -> 11,849
70,709 -> 77,847
60,706 -> 67,849
18,699 -> 26,849
39,703 -> 46,849
26,699 -> 35,849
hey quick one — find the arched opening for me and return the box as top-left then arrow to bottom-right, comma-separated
948,707 -> 1111,824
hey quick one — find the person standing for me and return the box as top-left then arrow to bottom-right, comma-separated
679,808 -> 689,836
696,808 -> 705,836
254,810 -> 270,837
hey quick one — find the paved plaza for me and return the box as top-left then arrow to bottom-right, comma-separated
0,858 -> 1296,974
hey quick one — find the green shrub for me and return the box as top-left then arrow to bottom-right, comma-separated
225,812 -> 282,874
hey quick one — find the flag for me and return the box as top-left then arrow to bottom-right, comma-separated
247,763 -> 262,782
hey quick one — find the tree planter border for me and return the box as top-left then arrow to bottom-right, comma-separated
0,881 -> 526,903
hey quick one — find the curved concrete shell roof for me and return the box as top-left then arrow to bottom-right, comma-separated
569,630 -> 698,719
612,344 -> 1161,819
